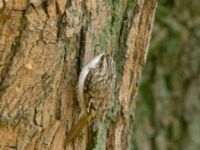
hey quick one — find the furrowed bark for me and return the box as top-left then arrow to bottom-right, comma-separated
0,0 -> 157,149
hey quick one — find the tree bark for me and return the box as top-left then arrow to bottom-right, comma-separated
0,0 -> 157,150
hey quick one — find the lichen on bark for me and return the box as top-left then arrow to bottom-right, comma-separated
0,0 -> 157,149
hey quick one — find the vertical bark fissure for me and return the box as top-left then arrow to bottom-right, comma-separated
109,0 -> 157,149
76,26 -> 86,75
0,0 -> 157,149
0,9 -> 26,94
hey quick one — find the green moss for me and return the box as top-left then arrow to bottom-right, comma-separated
41,73 -> 55,99
94,20 -> 111,53
0,119 -> 8,129
93,123 -> 108,150
88,1 -> 138,149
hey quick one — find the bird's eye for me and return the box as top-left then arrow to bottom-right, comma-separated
96,56 -> 104,70
101,55 -> 105,61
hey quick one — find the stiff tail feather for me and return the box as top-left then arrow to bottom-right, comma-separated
65,114 -> 90,145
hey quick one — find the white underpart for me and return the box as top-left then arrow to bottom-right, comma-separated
78,53 -> 105,111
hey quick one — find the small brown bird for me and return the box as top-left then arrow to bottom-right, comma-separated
65,53 -> 116,144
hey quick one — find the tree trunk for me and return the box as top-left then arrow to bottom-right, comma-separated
0,0 -> 157,150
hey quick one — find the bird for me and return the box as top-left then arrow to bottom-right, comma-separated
65,53 -> 116,144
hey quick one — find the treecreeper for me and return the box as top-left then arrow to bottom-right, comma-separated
65,53 -> 116,145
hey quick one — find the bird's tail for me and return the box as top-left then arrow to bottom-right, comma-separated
65,113 -> 90,145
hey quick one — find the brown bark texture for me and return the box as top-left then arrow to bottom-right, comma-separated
0,0 -> 157,150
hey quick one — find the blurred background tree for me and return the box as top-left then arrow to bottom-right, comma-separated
135,0 -> 200,150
